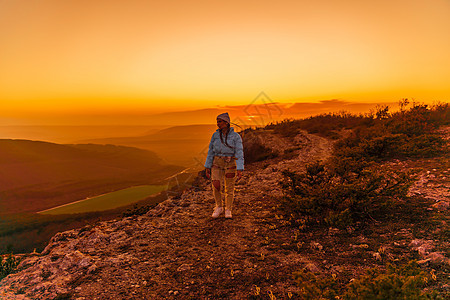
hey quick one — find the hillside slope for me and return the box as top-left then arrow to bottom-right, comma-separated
0,140 -> 183,214
0,129 -> 448,299
77,124 -> 218,166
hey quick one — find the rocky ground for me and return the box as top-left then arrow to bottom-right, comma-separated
0,128 -> 448,299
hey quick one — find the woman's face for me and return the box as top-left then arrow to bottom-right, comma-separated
216,118 -> 228,130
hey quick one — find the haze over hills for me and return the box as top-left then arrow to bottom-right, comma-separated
144,99 -> 398,126
0,125 -> 166,144
0,99 -> 397,127
78,124 -> 219,167
66,99 -> 398,166
0,139 -> 183,215
0,100 -> 399,167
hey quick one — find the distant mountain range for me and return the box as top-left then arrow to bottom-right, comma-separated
0,139 -> 183,214
78,124 -> 219,167
113,99 -> 393,127
1,99 -> 397,127
0,125 -> 165,144
81,124 -> 217,143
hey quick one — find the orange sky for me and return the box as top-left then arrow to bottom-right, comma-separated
1,0 -> 449,120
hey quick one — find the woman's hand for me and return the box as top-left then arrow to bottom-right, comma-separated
237,170 -> 242,180
205,168 -> 211,179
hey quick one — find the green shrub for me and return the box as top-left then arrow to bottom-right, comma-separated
333,129 -> 445,164
293,269 -> 340,299
388,104 -> 434,137
281,161 -> 411,228
332,102 -> 448,163
242,130 -> 278,163
343,261 -> 441,299
279,101 -> 447,228
265,118 -> 301,137
293,261 -> 440,300
122,204 -> 151,217
270,101 -> 449,163
429,102 -> 450,126
266,111 -> 369,139
54,293 -> 73,300
0,254 -> 20,280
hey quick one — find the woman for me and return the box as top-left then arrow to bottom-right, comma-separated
204,112 -> 244,219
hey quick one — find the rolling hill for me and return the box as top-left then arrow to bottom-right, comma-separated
0,139 -> 183,214
78,124 -> 218,166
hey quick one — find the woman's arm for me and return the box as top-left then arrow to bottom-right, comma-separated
234,133 -> 244,171
204,133 -> 216,170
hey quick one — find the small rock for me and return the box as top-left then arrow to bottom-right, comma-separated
432,201 -> 449,211
310,242 -> 323,251
427,252 -> 448,264
328,227 -> 340,236
351,244 -> 369,249
417,246 -> 429,256
417,258 -> 432,265
87,264 -> 97,274
305,263 -> 320,273
177,264 -> 192,272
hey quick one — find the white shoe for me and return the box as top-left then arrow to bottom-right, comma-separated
212,206 -> 223,218
225,209 -> 232,219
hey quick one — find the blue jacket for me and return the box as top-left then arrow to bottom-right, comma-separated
204,127 -> 244,170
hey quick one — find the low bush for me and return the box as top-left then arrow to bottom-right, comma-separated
266,111 -> 369,139
269,101 -> 449,162
293,261 -> 440,299
333,129 -> 445,166
281,161 -> 411,228
0,254 -> 20,280
54,293 -> 73,300
343,261 -> 440,299
333,102 -> 448,164
280,101 -> 448,228
242,129 -> 278,163
293,268 -> 340,299
122,204 -> 151,217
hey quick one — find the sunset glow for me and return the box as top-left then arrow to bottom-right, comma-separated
1,0 -> 449,122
